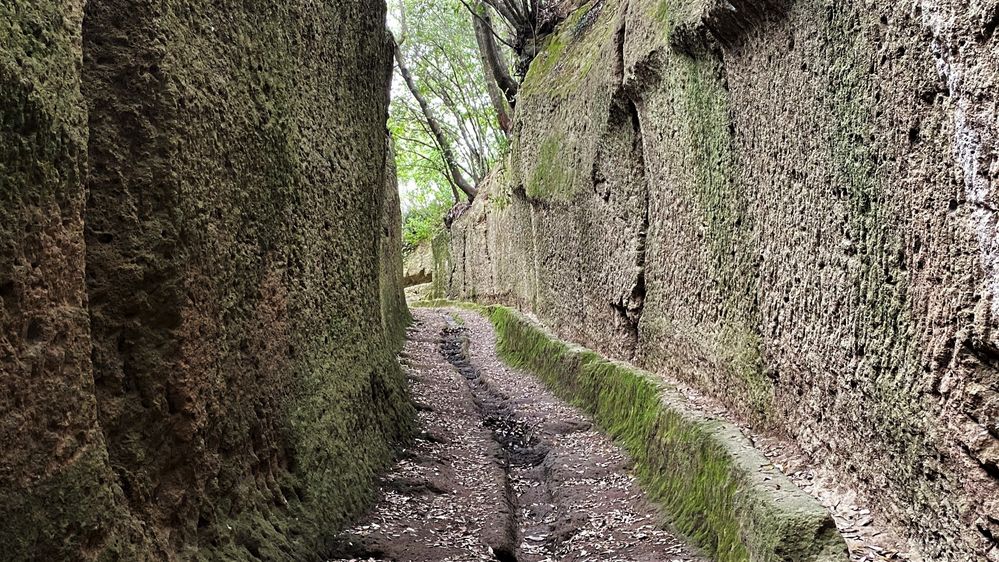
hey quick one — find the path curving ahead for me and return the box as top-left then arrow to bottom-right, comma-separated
326,308 -> 708,562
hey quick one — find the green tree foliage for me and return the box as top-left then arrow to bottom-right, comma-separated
401,192 -> 450,253
391,0 -> 509,194
390,0 -> 512,247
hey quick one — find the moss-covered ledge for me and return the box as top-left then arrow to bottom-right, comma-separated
417,300 -> 848,562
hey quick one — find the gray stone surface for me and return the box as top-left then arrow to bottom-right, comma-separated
404,240 -> 435,287
439,0 -> 999,559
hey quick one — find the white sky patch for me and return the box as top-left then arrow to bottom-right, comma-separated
399,179 -> 420,214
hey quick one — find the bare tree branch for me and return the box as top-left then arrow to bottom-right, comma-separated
393,36 -> 478,202
472,3 -> 519,111
457,0 -> 519,50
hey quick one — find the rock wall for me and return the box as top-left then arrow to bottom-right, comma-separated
439,0 -> 999,559
0,1 -> 143,558
383,140 -> 413,347
0,0 -> 412,559
403,240 -> 434,287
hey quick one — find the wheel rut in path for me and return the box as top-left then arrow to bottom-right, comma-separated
325,308 -> 707,562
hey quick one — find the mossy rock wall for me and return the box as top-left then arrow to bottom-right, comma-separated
383,139 -> 413,346
1,0 -> 413,559
0,1 -> 149,558
440,0 -> 999,558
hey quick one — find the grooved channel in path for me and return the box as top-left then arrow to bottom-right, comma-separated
326,308 -> 707,562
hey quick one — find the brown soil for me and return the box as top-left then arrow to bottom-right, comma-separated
325,308 -> 707,562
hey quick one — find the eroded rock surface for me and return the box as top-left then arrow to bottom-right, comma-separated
404,240 -> 435,287
437,0 -> 999,559
1,1 -> 412,559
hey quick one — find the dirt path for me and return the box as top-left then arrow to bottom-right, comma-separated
326,308 -> 708,562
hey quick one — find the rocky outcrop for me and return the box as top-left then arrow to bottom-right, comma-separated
403,240 -> 435,287
438,0 -> 999,559
1,1 -> 412,559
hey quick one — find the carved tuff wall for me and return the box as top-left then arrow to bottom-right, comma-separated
0,0 -> 412,559
438,0 -> 999,559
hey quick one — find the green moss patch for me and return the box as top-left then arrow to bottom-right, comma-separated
0,445 -> 148,561
515,0 -> 622,203
526,133 -> 575,199
521,0 -> 611,96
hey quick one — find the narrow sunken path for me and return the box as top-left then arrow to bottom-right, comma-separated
326,308 -> 707,562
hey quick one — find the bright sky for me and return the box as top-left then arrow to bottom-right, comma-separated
399,179 -> 420,214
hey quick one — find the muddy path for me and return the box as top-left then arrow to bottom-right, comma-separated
325,308 -> 708,562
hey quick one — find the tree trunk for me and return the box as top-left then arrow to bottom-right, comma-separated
393,39 -> 478,202
473,8 -> 514,135
472,4 -> 519,107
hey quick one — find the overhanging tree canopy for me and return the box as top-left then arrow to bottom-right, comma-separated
390,0 -> 514,204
